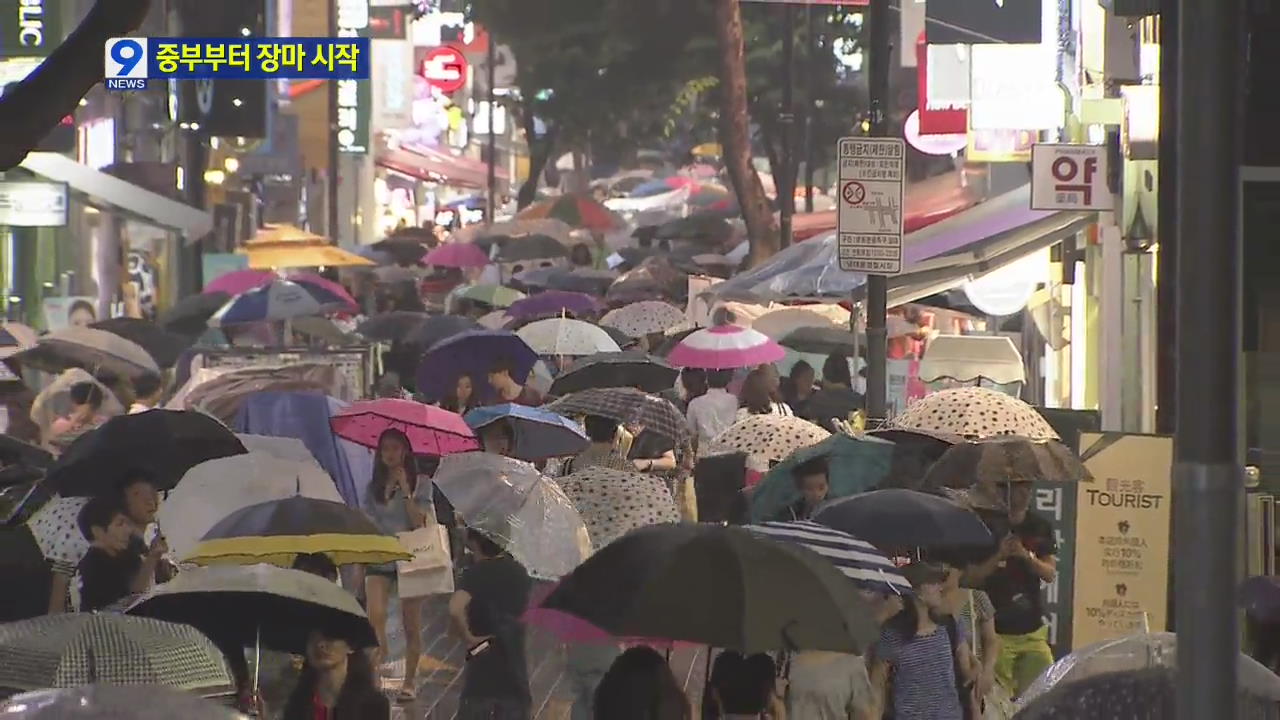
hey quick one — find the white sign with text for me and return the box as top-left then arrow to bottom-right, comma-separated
1031,144 -> 1114,211
837,137 -> 905,275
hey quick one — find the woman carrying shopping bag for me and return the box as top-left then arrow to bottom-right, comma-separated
364,428 -> 453,704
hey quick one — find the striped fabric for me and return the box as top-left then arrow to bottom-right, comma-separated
747,520 -> 912,596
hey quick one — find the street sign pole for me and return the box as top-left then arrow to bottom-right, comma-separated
1173,0 -> 1243,716
863,0 -> 892,423
779,2 -> 795,249
486,37 -> 498,223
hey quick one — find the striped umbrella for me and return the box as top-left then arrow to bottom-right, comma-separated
208,279 -> 350,327
666,324 -> 786,370
746,521 -> 911,596
515,194 -> 625,231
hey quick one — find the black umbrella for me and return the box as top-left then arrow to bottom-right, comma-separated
869,427 -> 959,491
496,234 -> 568,263
513,268 -> 618,296
160,292 -> 230,337
90,318 -> 193,369
599,326 -> 639,350
45,410 -> 247,496
355,311 -> 430,342
779,326 -> 862,355
539,524 -> 878,653
654,215 -> 733,244
550,352 -> 679,395
370,236 -> 429,264
545,387 -> 688,443
813,489 -> 994,550
404,314 -> 481,349
0,435 -> 52,469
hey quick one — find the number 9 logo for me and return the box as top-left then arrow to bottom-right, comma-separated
107,38 -> 146,78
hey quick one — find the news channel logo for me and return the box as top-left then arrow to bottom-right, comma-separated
104,38 -> 149,91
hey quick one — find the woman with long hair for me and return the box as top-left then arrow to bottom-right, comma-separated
593,646 -> 691,720
736,369 -> 793,419
282,629 -> 390,719
441,374 -> 478,414
363,429 -> 435,703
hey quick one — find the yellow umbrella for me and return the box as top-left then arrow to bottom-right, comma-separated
249,223 -> 329,244
691,142 -> 723,157
237,241 -> 375,269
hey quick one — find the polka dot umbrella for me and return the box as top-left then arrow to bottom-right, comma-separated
559,467 -> 680,552
712,415 -> 831,473
600,301 -> 687,339
890,386 -> 1059,441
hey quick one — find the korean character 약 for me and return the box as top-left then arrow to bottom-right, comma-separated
279,42 -> 305,73
180,42 -> 204,72
334,42 -> 361,73
257,43 -> 282,74
203,43 -> 228,72
155,43 -> 181,74
311,43 -> 335,73
228,43 -> 251,72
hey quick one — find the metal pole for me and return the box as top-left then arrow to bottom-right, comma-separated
779,3 -> 795,249
326,0 -> 339,240
863,0 -> 890,423
486,38 -> 497,222
1174,0 -> 1243,715
1156,0 -> 1177,435
804,3 -> 816,214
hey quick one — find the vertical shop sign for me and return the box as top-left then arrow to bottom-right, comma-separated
1071,433 -> 1173,649
336,0 -> 371,154
0,0 -> 60,58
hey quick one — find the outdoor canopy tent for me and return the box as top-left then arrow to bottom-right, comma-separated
18,152 -> 213,240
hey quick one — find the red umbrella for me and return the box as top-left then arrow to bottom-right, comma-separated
424,242 -> 491,269
330,399 -> 479,456
515,194 -> 624,232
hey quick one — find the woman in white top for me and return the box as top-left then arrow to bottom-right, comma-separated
736,369 -> 793,420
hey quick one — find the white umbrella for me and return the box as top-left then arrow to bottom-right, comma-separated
751,305 -> 852,340
157,452 -> 342,563
517,318 -> 621,356
27,496 -> 90,569
14,327 -> 159,379
600,301 -> 687,338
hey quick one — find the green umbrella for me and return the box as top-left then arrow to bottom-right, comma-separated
454,283 -> 526,308
749,433 -> 896,523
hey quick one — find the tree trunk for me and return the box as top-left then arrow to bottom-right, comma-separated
712,0 -> 778,265
518,109 -> 557,210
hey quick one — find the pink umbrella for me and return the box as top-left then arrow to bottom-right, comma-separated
289,272 -> 359,313
330,398 -> 479,456
203,269 -> 273,296
425,242 -> 491,269
665,324 -> 786,370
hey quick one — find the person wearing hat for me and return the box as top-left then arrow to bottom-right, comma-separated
868,561 -> 979,720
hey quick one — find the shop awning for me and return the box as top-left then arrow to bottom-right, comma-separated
918,334 -> 1026,384
376,143 -> 507,189
18,152 -> 213,241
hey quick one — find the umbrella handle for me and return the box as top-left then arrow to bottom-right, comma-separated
253,624 -> 261,698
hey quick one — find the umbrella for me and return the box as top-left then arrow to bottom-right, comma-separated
599,325 -> 637,350
0,685 -> 243,719
209,279 -> 349,327
711,415 -> 831,473
749,433 -> 895,522
745,521 -> 912,596
494,234 -> 569,263
45,410 -> 248,496
559,467 -> 680,551
454,219 -> 575,246
1014,666 -> 1280,720
516,318 -> 620,356
920,436 -> 1093,489
549,352 -> 679,395
0,435 -> 52,469
415,330 -> 538,401
370,236 -> 429,264
26,496 -> 89,569
540,524 -> 879,653
202,269 -> 277,296
0,322 -> 36,359
751,306 -> 852,340
778,326 -> 861,355
545,387 -> 689,443
88,318 -> 192,369
516,194 -> 625,232
653,215 -> 733,244
290,316 -> 352,345
476,310 -> 511,330
329,398 -> 478,457
355,311 -> 431,342
156,452 -> 344,562
813,489 -> 994,550
184,495 -> 410,566
424,242 -> 490,269
159,292 -> 230,337
464,404 -> 588,460
543,269 -> 619,295
666,325 -> 785,370
13,327 -> 159,380
870,427 -> 960,491
1242,576 -> 1280,623
402,314 -> 479,348
128,564 -> 377,654
506,290 -> 604,321
453,283 -> 526,308
0,614 -> 233,694
433,452 -> 591,579
891,387 -> 1060,440
599,301 -> 687,338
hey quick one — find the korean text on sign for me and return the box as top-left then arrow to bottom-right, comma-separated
147,37 -> 370,79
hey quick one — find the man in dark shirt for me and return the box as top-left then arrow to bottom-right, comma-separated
76,495 -> 166,611
449,528 -> 533,719
981,482 -> 1058,698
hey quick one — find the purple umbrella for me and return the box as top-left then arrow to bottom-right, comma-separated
415,329 -> 538,401
505,290 -> 604,321
424,242 -> 490,269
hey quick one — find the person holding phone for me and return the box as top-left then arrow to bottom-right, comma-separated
448,528 -> 533,720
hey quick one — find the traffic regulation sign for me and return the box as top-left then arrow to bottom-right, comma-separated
837,136 -> 905,275
419,46 -> 468,95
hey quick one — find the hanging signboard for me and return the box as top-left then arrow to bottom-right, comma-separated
1071,432 -> 1173,649
336,0 -> 371,154
836,137 -> 905,275
419,45 -> 467,94
1031,144 -> 1114,211
925,0 -> 1042,44
0,180 -> 67,226
0,0 -> 61,59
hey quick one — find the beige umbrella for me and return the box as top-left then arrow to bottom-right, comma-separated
600,301 -> 686,338
751,305 -> 852,340
712,415 -> 832,472
517,318 -> 621,356
14,326 -> 160,379
890,387 -> 1059,441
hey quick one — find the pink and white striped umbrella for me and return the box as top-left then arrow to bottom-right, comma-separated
665,324 -> 786,370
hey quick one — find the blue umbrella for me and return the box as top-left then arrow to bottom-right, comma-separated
209,280 -> 348,327
630,179 -> 675,198
464,404 -> 588,461
415,330 -> 538,402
